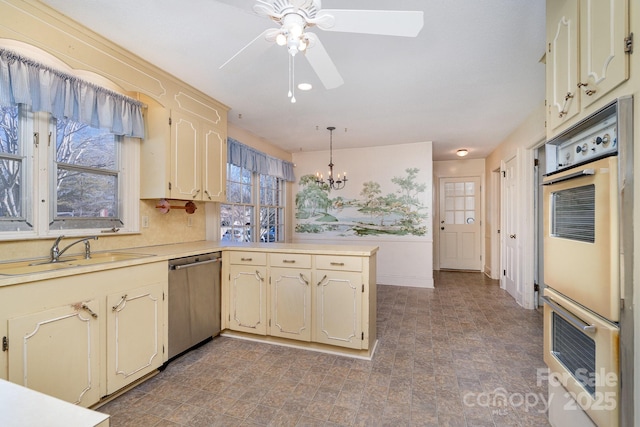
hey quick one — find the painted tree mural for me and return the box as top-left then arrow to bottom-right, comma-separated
295,168 -> 429,236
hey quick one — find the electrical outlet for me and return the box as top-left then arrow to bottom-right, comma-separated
142,216 -> 149,228
187,217 -> 193,227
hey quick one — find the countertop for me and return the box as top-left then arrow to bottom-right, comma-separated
0,241 -> 378,287
0,379 -> 109,427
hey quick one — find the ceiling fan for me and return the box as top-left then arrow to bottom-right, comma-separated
219,0 -> 423,100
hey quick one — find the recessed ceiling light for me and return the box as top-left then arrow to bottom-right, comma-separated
298,83 -> 312,91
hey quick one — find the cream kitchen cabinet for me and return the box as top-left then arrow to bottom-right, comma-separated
106,282 -> 164,395
546,0 -> 630,131
140,93 -> 227,202
222,247 -> 377,355
0,261 -> 167,408
269,253 -> 312,342
228,252 -> 268,335
314,255 -> 365,350
8,300 -> 102,406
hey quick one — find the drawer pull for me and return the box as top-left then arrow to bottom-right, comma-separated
330,262 -> 345,266
283,259 -> 296,264
241,257 -> 253,262
112,294 -> 128,312
82,304 -> 98,318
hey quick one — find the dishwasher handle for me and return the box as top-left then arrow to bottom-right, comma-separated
170,258 -> 220,271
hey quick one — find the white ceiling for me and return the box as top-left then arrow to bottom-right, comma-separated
40,0 -> 546,160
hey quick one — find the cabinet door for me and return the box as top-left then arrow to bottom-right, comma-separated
579,0 -> 629,107
547,0 -> 579,130
106,283 -> 164,394
8,300 -> 101,407
229,265 -> 267,335
202,123 -> 226,202
270,267 -> 311,342
170,110 -> 201,200
314,271 -> 363,350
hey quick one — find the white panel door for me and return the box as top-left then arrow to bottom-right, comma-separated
439,177 -> 482,270
503,157 -> 520,302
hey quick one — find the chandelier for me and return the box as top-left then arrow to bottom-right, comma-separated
315,126 -> 347,190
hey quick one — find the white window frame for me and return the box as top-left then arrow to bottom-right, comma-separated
220,163 -> 286,243
0,108 -> 139,241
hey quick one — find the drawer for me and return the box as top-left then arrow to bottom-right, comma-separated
228,251 -> 267,266
315,255 -> 362,272
270,253 -> 312,269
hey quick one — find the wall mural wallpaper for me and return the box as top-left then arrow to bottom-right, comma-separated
295,168 -> 429,237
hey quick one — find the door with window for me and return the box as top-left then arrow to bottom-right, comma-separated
439,177 -> 481,270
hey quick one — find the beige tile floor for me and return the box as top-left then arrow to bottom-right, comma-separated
98,271 -> 550,426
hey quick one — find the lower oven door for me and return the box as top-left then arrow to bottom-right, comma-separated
542,288 -> 619,427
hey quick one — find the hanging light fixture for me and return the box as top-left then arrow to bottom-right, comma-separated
456,149 -> 469,157
315,126 -> 347,190
276,13 -> 311,103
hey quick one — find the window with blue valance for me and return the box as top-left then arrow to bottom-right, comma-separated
0,48 -> 144,138
227,137 -> 295,182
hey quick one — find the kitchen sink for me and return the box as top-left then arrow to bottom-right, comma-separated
0,252 -> 153,276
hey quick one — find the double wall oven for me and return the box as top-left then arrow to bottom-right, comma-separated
542,97 -> 632,427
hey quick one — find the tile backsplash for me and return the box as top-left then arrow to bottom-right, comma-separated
1,200 -> 208,262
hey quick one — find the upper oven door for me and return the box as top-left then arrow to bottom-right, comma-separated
543,156 -> 619,322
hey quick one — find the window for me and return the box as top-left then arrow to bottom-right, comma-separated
0,105 -> 138,239
0,105 -> 31,232
0,45 -> 143,240
221,164 -> 285,242
52,117 -> 122,230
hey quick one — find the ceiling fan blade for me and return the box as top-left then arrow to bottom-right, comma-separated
304,32 -> 344,89
219,28 -> 279,70
315,9 -> 424,37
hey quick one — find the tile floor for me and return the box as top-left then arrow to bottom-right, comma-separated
98,271 -> 550,426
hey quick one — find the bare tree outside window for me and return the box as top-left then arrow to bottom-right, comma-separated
0,105 -> 20,219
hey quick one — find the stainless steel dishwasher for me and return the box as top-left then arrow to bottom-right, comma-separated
168,252 -> 221,359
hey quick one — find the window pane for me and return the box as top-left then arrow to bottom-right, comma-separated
0,106 -> 21,218
56,119 -> 117,169
56,169 -> 117,217
52,118 -> 120,229
0,105 -> 32,232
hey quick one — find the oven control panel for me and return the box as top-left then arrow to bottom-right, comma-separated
546,111 -> 617,174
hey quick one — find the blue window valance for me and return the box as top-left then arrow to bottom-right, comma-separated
0,48 -> 144,138
228,137 -> 295,182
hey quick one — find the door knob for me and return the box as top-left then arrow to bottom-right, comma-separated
441,227 -> 445,230
510,234 -> 516,239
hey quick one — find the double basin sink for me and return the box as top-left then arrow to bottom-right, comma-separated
0,252 -> 153,276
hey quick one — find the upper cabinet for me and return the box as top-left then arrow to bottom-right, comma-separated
140,93 -> 228,202
546,0 -> 630,131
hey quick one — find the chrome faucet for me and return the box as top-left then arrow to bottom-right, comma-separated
50,235 -> 98,262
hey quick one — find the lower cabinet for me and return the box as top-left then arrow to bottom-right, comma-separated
106,283 -> 164,394
228,264 -> 267,335
1,262 -> 167,408
270,267 -> 312,342
223,249 -> 376,352
314,270 -> 363,350
8,300 -> 102,406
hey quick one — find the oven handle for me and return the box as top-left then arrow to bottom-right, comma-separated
542,168 -> 594,186
541,295 -> 597,333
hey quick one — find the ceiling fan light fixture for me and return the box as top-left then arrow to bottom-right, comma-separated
276,33 -> 287,46
456,149 -> 469,157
